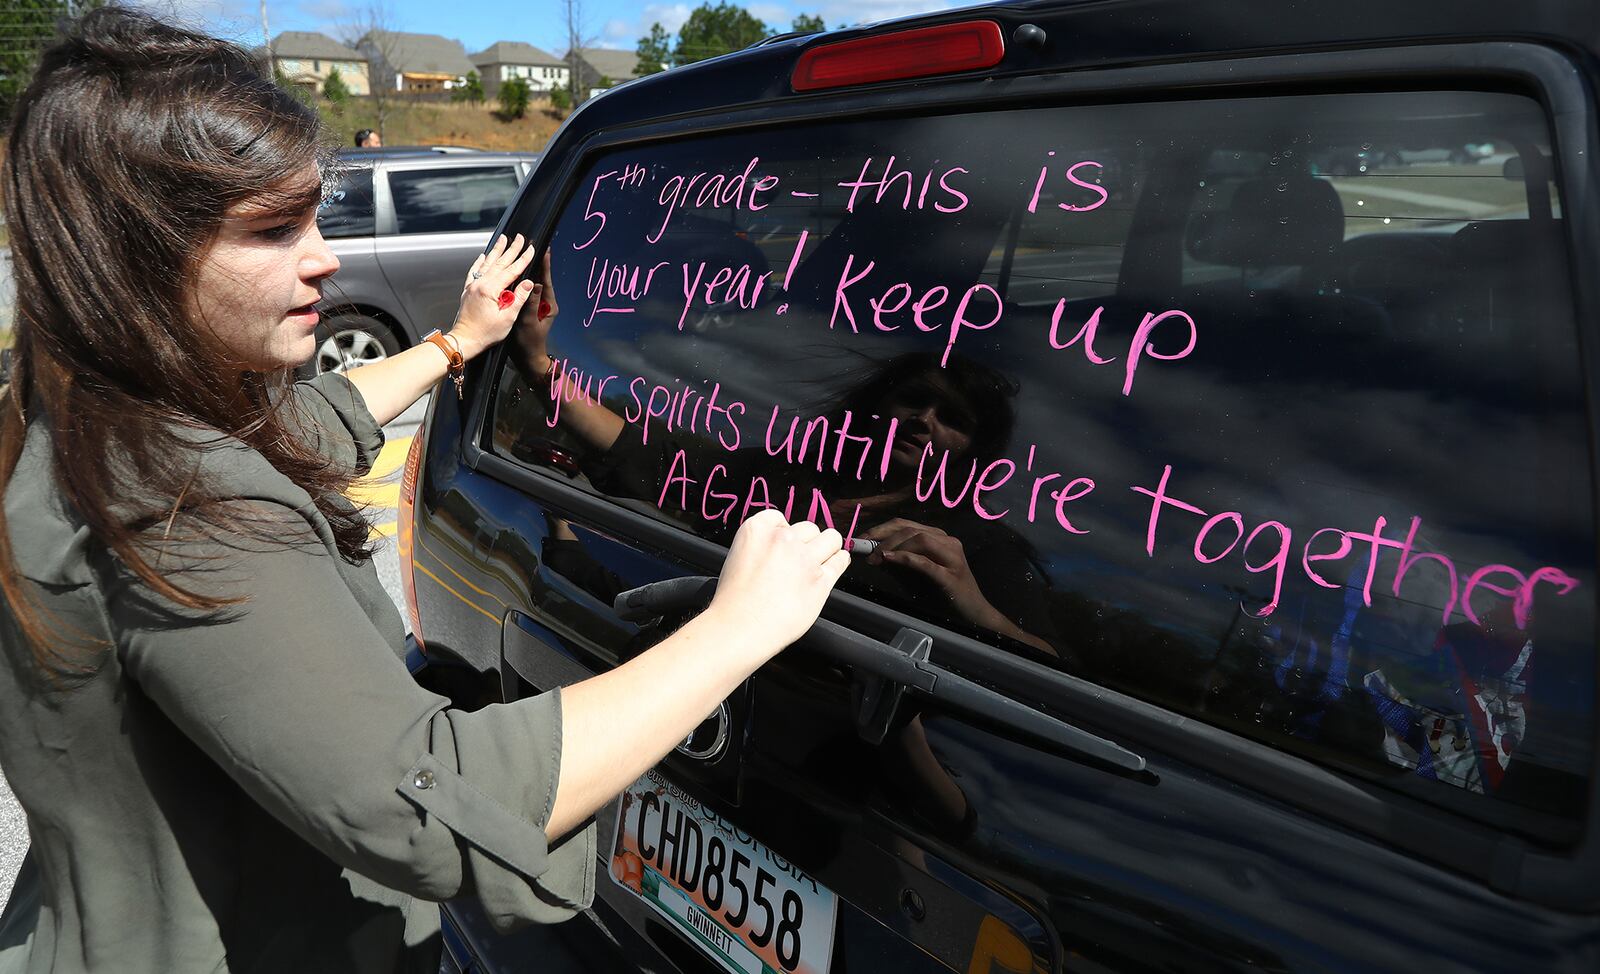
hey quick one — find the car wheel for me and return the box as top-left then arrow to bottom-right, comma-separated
312,315 -> 401,375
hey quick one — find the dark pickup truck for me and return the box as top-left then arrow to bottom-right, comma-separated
401,1 -> 1600,970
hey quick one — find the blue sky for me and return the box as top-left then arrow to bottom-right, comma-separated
137,0 -> 975,58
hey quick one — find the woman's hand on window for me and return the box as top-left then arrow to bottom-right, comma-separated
514,249 -> 559,372
451,233 -> 540,360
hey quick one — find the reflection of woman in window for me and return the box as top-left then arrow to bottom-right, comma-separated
516,256 -> 1061,659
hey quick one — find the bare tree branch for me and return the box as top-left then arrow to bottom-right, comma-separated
561,0 -> 603,107
340,1 -> 401,143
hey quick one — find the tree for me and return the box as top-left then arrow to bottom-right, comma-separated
499,76 -> 530,119
323,66 -> 351,103
673,2 -> 768,66
549,83 -> 571,112
791,13 -> 825,34
635,22 -> 671,75
561,0 -> 601,107
342,1 -> 401,143
452,70 -> 483,104
0,1 -> 105,122
272,65 -> 314,105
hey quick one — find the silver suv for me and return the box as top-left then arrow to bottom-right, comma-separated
312,148 -> 539,374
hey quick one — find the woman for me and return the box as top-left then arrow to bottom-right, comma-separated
0,10 -> 846,972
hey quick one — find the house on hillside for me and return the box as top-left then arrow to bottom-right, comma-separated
469,42 -> 568,99
357,30 -> 474,93
269,32 -> 370,94
569,48 -> 642,100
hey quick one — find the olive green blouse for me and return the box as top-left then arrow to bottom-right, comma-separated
0,374 -> 595,973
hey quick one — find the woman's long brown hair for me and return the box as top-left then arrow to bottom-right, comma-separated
1,8 -> 373,672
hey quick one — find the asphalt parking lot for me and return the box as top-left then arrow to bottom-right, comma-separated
0,769 -> 22,917
361,393 -> 430,630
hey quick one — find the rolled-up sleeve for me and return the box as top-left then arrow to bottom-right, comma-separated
102,499 -> 595,932
287,373 -> 387,478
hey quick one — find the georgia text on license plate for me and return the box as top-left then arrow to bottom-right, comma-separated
609,770 -> 837,974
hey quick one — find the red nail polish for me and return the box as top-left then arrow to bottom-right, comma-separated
498,290 -> 516,310
540,301 -> 552,317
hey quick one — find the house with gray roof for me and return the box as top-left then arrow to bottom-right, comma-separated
469,41 -> 569,99
570,48 -> 642,100
270,31 -> 370,95
357,30 -> 475,93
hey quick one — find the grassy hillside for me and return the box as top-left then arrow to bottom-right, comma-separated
317,97 -> 567,153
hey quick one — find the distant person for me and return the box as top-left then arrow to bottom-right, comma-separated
354,127 -> 381,147
0,9 -> 847,973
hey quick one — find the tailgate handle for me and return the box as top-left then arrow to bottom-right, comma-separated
614,576 -> 1146,773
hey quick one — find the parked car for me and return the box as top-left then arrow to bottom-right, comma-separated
1312,142 -> 1499,176
401,1 -> 1600,971
309,149 -> 538,374
1348,142 -> 1500,171
339,145 -> 487,160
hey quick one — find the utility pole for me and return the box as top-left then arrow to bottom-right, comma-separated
260,0 -> 271,53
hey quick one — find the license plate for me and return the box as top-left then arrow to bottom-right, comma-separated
609,770 -> 837,974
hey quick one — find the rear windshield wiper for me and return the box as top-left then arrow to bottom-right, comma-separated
615,576 -> 1146,773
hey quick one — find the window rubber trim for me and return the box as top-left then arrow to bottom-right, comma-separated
370,162 -> 397,236
458,40 -> 1600,912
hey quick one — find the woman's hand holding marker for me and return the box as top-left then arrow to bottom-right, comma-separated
450,233 -> 541,360
708,510 -> 851,659
861,517 -> 1005,628
859,517 -> 1057,656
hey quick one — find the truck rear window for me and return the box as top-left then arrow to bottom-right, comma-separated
490,89 -> 1593,841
